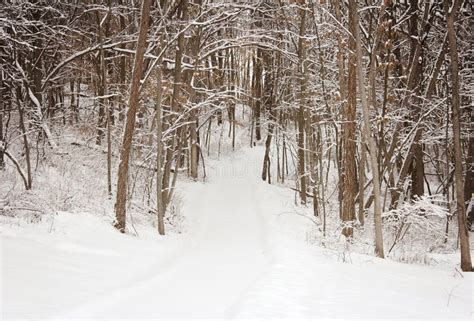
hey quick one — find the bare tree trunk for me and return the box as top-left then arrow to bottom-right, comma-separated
262,48 -> 276,183
117,0 -> 127,122
75,73 -> 81,123
156,53 -> 165,236
114,0 -> 152,233
341,1 -> 358,237
297,3 -> 307,204
332,0 -> 345,221
333,0 -> 345,100
262,122 -> 275,183
254,48 -> 263,142
16,88 -> 32,190
0,75 -> 5,171
443,0 -> 472,271
190,114 -> 199,180
95,55 -> 106,145
106,97 -> 112,197
409,0 -> 426,199
188,4 -> 203,180
465,111 -> 474,229
358,142 -> 366,225
349,0 -> 384,258
95,10 -> 112,197
162,0 -> 188,213
69,79 -> 75,124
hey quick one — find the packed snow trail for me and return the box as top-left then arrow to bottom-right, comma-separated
1,147 -> 472,320
67,152 -> 275,319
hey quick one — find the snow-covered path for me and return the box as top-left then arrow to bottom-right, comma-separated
1,147 -> 473,320
71,158 -> 275,319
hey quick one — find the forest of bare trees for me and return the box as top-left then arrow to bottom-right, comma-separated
1,0 -> 473,271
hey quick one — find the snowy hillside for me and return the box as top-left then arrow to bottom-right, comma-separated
2,147 -> 472,320
2,0 -> 474,320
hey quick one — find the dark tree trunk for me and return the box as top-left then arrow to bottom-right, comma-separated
297,3 -> 307,204
254,49 -> 263,142
465,111 -> 474,229
114,0 -> 153,233
341,0 -> 358,237
444,0 -> 472,271
16,88 -> 32,190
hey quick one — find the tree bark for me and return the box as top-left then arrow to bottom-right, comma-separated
162,0 -> 188,212
349,0 -> 384,258
254,48 -> 263,142
0,76 -> 5,171
95,9 -> 112,197
465,111 -> 474,229
16,88 -> 32,190
341,0 -> 358,237
297,2 -> 307,204
114,0 -> 152,233
156,53 -> 165,236
443,0 -> 472,271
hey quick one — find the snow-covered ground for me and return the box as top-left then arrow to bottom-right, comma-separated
1,146 -> 473,320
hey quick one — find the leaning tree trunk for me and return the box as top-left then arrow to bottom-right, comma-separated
114,0 -> 152,233
443,0 -> 472,271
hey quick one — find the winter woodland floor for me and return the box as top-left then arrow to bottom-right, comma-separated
1,146 -> 473,320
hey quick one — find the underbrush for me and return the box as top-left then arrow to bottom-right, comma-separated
305,194 -> 463,269
0,125 -> 184,235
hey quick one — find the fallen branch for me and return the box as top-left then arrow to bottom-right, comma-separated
4,151 -> 28,190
